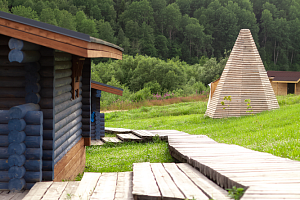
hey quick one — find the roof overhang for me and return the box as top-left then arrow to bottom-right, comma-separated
0,11 -> 123,59
91,81 -> 123,96
272,80 -> 300,83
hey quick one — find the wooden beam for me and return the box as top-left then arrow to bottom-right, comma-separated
84,137 -> 91,146
91,82 -> 123,96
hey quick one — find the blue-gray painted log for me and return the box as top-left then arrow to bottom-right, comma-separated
95,90 -> 101,97
8,166 -> 26,178
8,50 -> 41,63
95,121 -> 104,126
40,109 -> 53,119
54,102 -> 82,123
43,130 -> 53,140
0,110 -> 10,123
25,93 -> 41,104
95,112 -> 105,118
42,140 -> 52,150
0,135 -> 8,147
43,119 -> 53,130
55,96 -> 82,115
54,122 -> 82,150
0,98 -> 26,109
54,135 -> 81,164
24,136 -> 42,148
0,124 -> 9,135
8,143 -> 26,155
9,103 -> 40,119
54,109 -> 82,132
0,182 -> 9,190
24,160 -> 42,172
25,83 -> 41,93
0,147 -> 9,159
43,150 -> 52,160
40,85 -> 71,98
24,171 -> 42,182
25,183 -> 34,190
9,38 -> 41,51
55,69 -> 72,79
0,87 -> 26,98
24,125 -> 42,136
25,71 -> 40,82
24,111 -> 43,125
0,159 -> 9,170
0,171 -> 10,181
8,131 -> 26,143
42,161 -> 52,171
54,116 -> 82,140
25,148 -> 42,160
8,119 -> 26,131
8,178 -> 25,190
55,92 -> 72,105
24,62 -> 40,72
55,77 -> 72,88
8,154 -> 25,167
54,61 -> 72,70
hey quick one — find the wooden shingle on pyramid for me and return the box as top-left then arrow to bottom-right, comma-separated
205,29 -> 279,118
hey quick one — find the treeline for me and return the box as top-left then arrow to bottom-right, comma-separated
92,54 -> 227,105
1,0 -> 300,70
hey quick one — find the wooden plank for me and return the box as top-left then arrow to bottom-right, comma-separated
91,140 -> 104,145
117,133 -> 142,142
132,130 -> 155,141
42,182 -> 68,200
91,82 -> 123,96
176,163 -> 230,200
8,190 -> 29,200
132,162 -> 161,199
101,137 -> 122,143
105,127 -> 132,134
59,181 -> 80,200
115,172 -> 134,200
0,190 -> 29,200
90,172 -> 118,200
22,182 -> 53,200
150,163 -> 185,199
72,172 -> 101,200
163,163 -> 209,200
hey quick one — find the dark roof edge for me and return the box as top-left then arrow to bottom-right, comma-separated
90,37 -> 124,52
0,11 -> 90,42
91,80 -> 123,91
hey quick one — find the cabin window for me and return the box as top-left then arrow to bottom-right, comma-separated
287,83 -> 295,94
72,56 -> 85,99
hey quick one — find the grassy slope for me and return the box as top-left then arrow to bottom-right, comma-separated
105,95 -> 300,161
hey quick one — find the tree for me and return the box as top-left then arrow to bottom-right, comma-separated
11,6 -> 39,21
90,5 -> 103,20
0,0 -> 9,12
55,9 -> 77,31
164,3 -> 182,41
40,8 -> 58,26
97,20 -> 116,43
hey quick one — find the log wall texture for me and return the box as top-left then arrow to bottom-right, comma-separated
81,59 -> 91,139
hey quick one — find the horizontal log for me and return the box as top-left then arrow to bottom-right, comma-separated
82,125 -> 90,131
8,130 -> 26,143
43,119 -> 53,130
0,182 -> 9,190
42,171 -> 53,181
54,115 -> 82,140
25,93 -> 41,104
43,150 -> 52,160
55,109 -> 82,132
8,143 -> 26,155
8,166 -> 26,179
55,61 -> 72,70
0,87 -> 26,98
39,98 -> 53,109
55,85 -> 72,97
42,160 -> 52,171
0,76 -> 25,87
0,135 -> 8,147
54,122 -> 82,150
43,140 -> 53,150
0,66 -> 25,76
55,77 -> 72,88
0,56 -> 23,66
40,47 -> 54,56
43,130 -> 53,140
82,85 -> 90,91
41,109 -> 53,119
8,119 -> 26,131
0,110 -> 10,123
82,98 -> 91,105
91,125 -> 95,130
25,148 -> 42,160
54,52 -> 72,62
82,105 -> 90,111
9,103 -> 40,119
40,85 -> 71,98
8,178 -> 26,191
24,171 -> 42,183
95,112 -> 105,118
55,69 -> 72,79
0,159 -> 10,170
0,34 -> 9,45
0,147 -> 9,159
55,95 -> 82,114
54,134 -> 81,164
82,111 -> 90,118
24,160 -> 42,172
24,111 -> 43,125
39,56 -> 54,66
24,62 -> 40,72
55,102 -> 82,123
25,71 -> 40,82
24,136 -> 42,148
0,125 -> 8,135
55,92 -> 72,105
82,91 -> 90,98
91,129 -> 95,134
9,38 -> 41,51
81,118 -> 90,125
0,98 -> 26,109
39,66 -> 54,77
8,154 -> 26,167
9,50 -> 41,63
81,131 -> 90,137
25,125 -> 42,136
95,121 -> 105,126
25,83 -> 41,93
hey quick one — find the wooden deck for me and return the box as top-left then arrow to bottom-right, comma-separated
21,129 -> 300,200
0,190 -> 29,200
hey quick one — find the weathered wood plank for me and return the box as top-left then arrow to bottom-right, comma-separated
90,172 -> 118,200
101,137 -> 122,143
22,181 -> 53,200
59,181 -> 80,200
73,172 -> 101,200
117,133 -> 142,142
42,182 -> 68,200
115,172 -> 134,200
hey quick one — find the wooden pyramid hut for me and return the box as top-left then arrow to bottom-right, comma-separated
205,29 -> 279,118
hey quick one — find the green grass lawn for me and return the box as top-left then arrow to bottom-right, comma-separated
104,94 -> 300,162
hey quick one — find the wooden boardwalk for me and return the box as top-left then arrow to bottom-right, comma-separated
21,128 -> 300,199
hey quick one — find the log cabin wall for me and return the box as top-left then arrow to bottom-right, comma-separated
52,52 -> 85,181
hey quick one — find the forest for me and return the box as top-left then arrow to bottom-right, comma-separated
1,0 -> 299,105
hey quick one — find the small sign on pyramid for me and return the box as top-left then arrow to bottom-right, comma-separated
205,29 -> 279,118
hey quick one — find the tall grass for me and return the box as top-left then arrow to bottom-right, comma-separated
105,95 -> 300,162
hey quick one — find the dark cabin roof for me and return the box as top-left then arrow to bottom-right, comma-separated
267,71 -> 300,83
0,11 -> 123,59
91,81 -> 123,96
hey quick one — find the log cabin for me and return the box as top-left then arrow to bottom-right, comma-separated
0,11 -> 123,190
267,71 -> 300,95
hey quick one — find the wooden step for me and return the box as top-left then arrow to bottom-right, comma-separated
91,139 -> 104,145
131,130 -> 156,141
102,137 -> 122,143
105,127 -> 132,134
117,133 -> 142,142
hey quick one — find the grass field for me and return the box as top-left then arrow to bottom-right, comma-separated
104,94 -> 300,162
